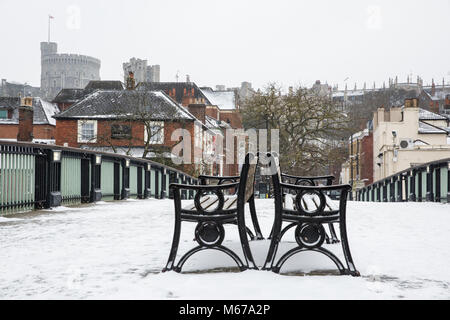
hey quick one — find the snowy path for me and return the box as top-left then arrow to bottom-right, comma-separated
0,199 -> 449,299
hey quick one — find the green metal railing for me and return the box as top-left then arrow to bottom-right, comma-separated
61,156 -> 82,206
0,146 -> 35,215
0,141 -> 197,216
100,160 -> 115,201
356,158 -> 450,204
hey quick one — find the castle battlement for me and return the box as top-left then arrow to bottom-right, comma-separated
40,41 -> 101,100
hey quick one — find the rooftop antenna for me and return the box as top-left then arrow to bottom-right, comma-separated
175,70 -> 180,82
48,14 -> 54,43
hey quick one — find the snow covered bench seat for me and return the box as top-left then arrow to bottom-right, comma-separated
262,153 -> 360,276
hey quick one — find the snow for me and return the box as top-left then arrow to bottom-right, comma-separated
200,88 -> 236,110
38,98 -> 59,126
0,199 -> 449,299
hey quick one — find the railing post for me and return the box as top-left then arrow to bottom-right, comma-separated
435,165 -> 441,203
396,175 -> 403,202
90,154 -> 102,202
447,161 -> 450,203
160,168 -> 166,199
46,149 -> 62,208
181,175 -> 188,200
121,158 -> 130,200
144,163 -> 151,199
409,170 -> 416,201
426,165 -> 434,202
417,169 -> 423,202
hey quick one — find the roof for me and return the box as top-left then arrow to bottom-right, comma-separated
204,115 -> 231,131
0,97 -> 60,125
51,81 -> 124,104
199,88 -> 237,110
418,108 -> 448,121
418,121 -> 448,134
137,82 -> 212,105
52,89 -> 86,103
84,81 -> 124,92
53,90 -> 197,121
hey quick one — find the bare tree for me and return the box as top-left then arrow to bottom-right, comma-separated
241,83 -> 351,176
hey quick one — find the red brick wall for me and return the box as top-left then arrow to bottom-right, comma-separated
205,106 -> 219,120
0,124 -> 55,141
360,132 -> 373,185
0,125 -> 18,139
219,110 -> 242,128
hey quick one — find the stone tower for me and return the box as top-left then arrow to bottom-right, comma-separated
40,41 -> 101,100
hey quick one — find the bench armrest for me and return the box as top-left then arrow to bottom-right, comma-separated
281,173 -> 335,181
279,182 -> 350,192
170,182 -> 239,191
198,175 -> 240,181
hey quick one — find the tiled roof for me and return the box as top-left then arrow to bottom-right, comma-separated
418,108 -> 448,120
0,97 -> 59,125
84,81 -> 124,92
53,90 -> 196,121
137,82 -> 212,105
52,89 -> 86,103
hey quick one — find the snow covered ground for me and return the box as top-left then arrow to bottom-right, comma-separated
0,199 -> 449,299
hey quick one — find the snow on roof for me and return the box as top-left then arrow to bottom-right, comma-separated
200,88 -> 236,110
38,98 -> 60,126
418,121 -> 447,134
418,108 -> 448,121
54,90 -> 196,121
0,97 -> 59,126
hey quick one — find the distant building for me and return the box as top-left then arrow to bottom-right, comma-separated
40,41 -> 101,100
0,96 -> 59,143
123,58 -> 160,85
372,98 -> 450,181
340,121 -> 374,190
310,80 -> 332,98
0,79 -> 41,97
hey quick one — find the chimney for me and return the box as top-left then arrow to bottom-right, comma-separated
17,97 -> 34,142
126,71 -> 136,90
186,74 -> 190,83
187,104 -> 206,124
431,79 -> 435,96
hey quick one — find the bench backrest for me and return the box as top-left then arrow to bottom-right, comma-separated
238,153 -> 258,203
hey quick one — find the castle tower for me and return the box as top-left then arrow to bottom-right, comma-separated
40,41 -> 101,100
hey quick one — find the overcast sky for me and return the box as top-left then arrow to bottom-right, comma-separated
0,0 -> 449,90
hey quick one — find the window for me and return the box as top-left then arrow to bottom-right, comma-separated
77,120 -> 97,143
111,124 -> 131,139
0,109 -> 8,119
194,122 -> 203,147
144,121 -> 164,145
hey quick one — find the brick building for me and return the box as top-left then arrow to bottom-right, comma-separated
0,96 -> 59,143
53,89 -> 223,176
340,121 -> 374,191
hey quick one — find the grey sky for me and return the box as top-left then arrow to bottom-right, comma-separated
0,0 -> 449,90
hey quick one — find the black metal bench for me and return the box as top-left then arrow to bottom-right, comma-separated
163,153 -> 259,272
278,173 -> 340,244
198,174 -> 264,241
262,153 -> 360,276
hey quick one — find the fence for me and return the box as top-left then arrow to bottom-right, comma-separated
356,158 -> 450,204
0,141 -> 198,216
